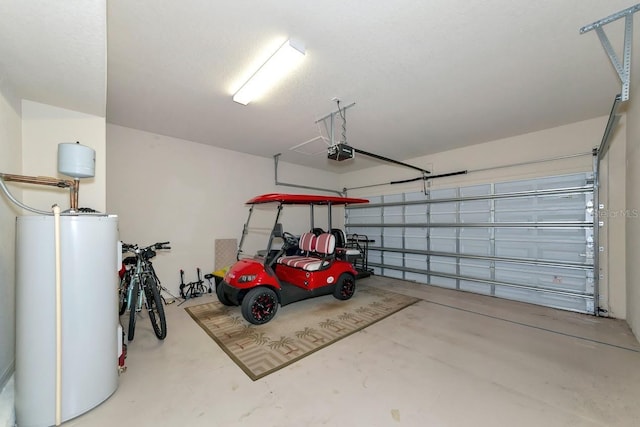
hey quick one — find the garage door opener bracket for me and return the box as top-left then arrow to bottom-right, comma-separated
580,4 -> 640,101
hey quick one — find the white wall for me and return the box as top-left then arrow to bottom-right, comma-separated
106,124 -> 340,296
0,76 -> 21,392
21,100 -> 107,213
626,28 -> 640,340
340,116 -> 628,319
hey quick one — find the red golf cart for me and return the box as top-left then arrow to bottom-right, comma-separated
216,193 -> 369,324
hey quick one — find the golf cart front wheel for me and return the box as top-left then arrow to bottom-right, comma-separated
333,274 -> 356,300
216,282 -> 234,306
241,287 -> 279,325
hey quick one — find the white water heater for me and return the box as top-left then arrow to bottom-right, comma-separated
15,214 -> 119,427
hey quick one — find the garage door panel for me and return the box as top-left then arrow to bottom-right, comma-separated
346,172 -> 595,314
405,205 -> 428,223
404,254 -> 426,270
430,276 -> 457,289
494,286 -> 590,313
430,256 -> 456,274
495,240 -> 587,263
430,236 -> 456,252
494,263 -> 589,293
405,230 -> 428,250
460,259 -> 492,278
460,227 -> 491,237
460,241 -> 492,256
494,174 -> 590,193
460,228 -> 492,255
405,272 -> 429,284
383,204 -> 404,224
430,188 -> 458,198
384,252 -> 404,267
460,281 -> 492,295
383,268 -> 404,279
460,199 -> 491,223
496,227 -> 587,241
460,211 -> 492,223
368,250 -> 382,264
460,184 -> 492,197
382,228 -> 404,248
430,203 -> 457,223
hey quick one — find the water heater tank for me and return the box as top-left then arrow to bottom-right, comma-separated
15,215 -> 119,426
58,142 -> 95,178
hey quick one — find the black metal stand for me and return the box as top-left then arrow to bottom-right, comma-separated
178,268 -> 208,306
347,234 -> 374,279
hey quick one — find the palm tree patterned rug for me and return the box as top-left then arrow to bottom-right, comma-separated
185,284 -> 420,380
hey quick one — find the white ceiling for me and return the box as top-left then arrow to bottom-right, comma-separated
1,1 -> 636,173
0,0 -> 106,117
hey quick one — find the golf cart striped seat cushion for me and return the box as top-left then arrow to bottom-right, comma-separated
298,232 -> 316,252
278,233 -> 335,271
315,233 -> 335,255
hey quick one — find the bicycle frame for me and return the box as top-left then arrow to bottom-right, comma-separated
127,253 -> 161,306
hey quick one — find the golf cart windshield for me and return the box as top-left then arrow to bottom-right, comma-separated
236,193 -> 368,261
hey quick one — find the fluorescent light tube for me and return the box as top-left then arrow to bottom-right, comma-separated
233,39 -> 305,105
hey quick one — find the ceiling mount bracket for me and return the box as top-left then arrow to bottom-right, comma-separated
315,101 -> 356,146
580,4 -> 640,101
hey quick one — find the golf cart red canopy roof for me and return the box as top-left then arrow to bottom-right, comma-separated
246,193 -> 368,206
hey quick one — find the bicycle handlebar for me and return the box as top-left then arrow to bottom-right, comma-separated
121,242 -> 137,252
121,241 -> 171,253
155,242 -> 171,250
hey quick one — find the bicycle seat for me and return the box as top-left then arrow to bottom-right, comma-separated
204,273 -> 214,279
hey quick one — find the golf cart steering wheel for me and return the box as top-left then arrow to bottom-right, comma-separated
282,232 -> 298,249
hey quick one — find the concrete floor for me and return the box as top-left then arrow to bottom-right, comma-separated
66,276 -> 640,427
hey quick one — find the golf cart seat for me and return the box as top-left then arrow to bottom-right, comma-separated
277,233 -> 335,271
331,228 -> 361,259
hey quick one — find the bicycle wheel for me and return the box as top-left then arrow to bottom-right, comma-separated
118,271 -> 130,316
144,276 -> 167,340
127,278 -> 139,341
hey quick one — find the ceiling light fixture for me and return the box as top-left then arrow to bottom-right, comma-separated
232,39 -> 305,105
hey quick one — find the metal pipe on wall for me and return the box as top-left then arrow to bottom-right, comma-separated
273,154 -> 343,196
0,173 -> 78,212
52,204 -> 62,426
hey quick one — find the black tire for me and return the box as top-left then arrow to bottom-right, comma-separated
216,282 -> 234,306
145,276 -> 167,340
118,273 -> 129,316
241,287 -> 279,325
128,279 -> 139,341
333,274 -> 356,300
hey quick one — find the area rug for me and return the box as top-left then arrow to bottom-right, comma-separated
185,284 -> 420,380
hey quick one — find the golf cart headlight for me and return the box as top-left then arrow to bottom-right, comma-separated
238,274 -> 257,283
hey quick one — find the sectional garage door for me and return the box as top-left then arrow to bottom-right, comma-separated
345,172 -> 596,314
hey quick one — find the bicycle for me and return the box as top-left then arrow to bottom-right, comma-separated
119,241 -> 171,341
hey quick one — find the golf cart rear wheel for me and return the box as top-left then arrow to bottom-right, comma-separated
216,282 -> 234,306
333,274 -> 356,300
241,287 -> 279,325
